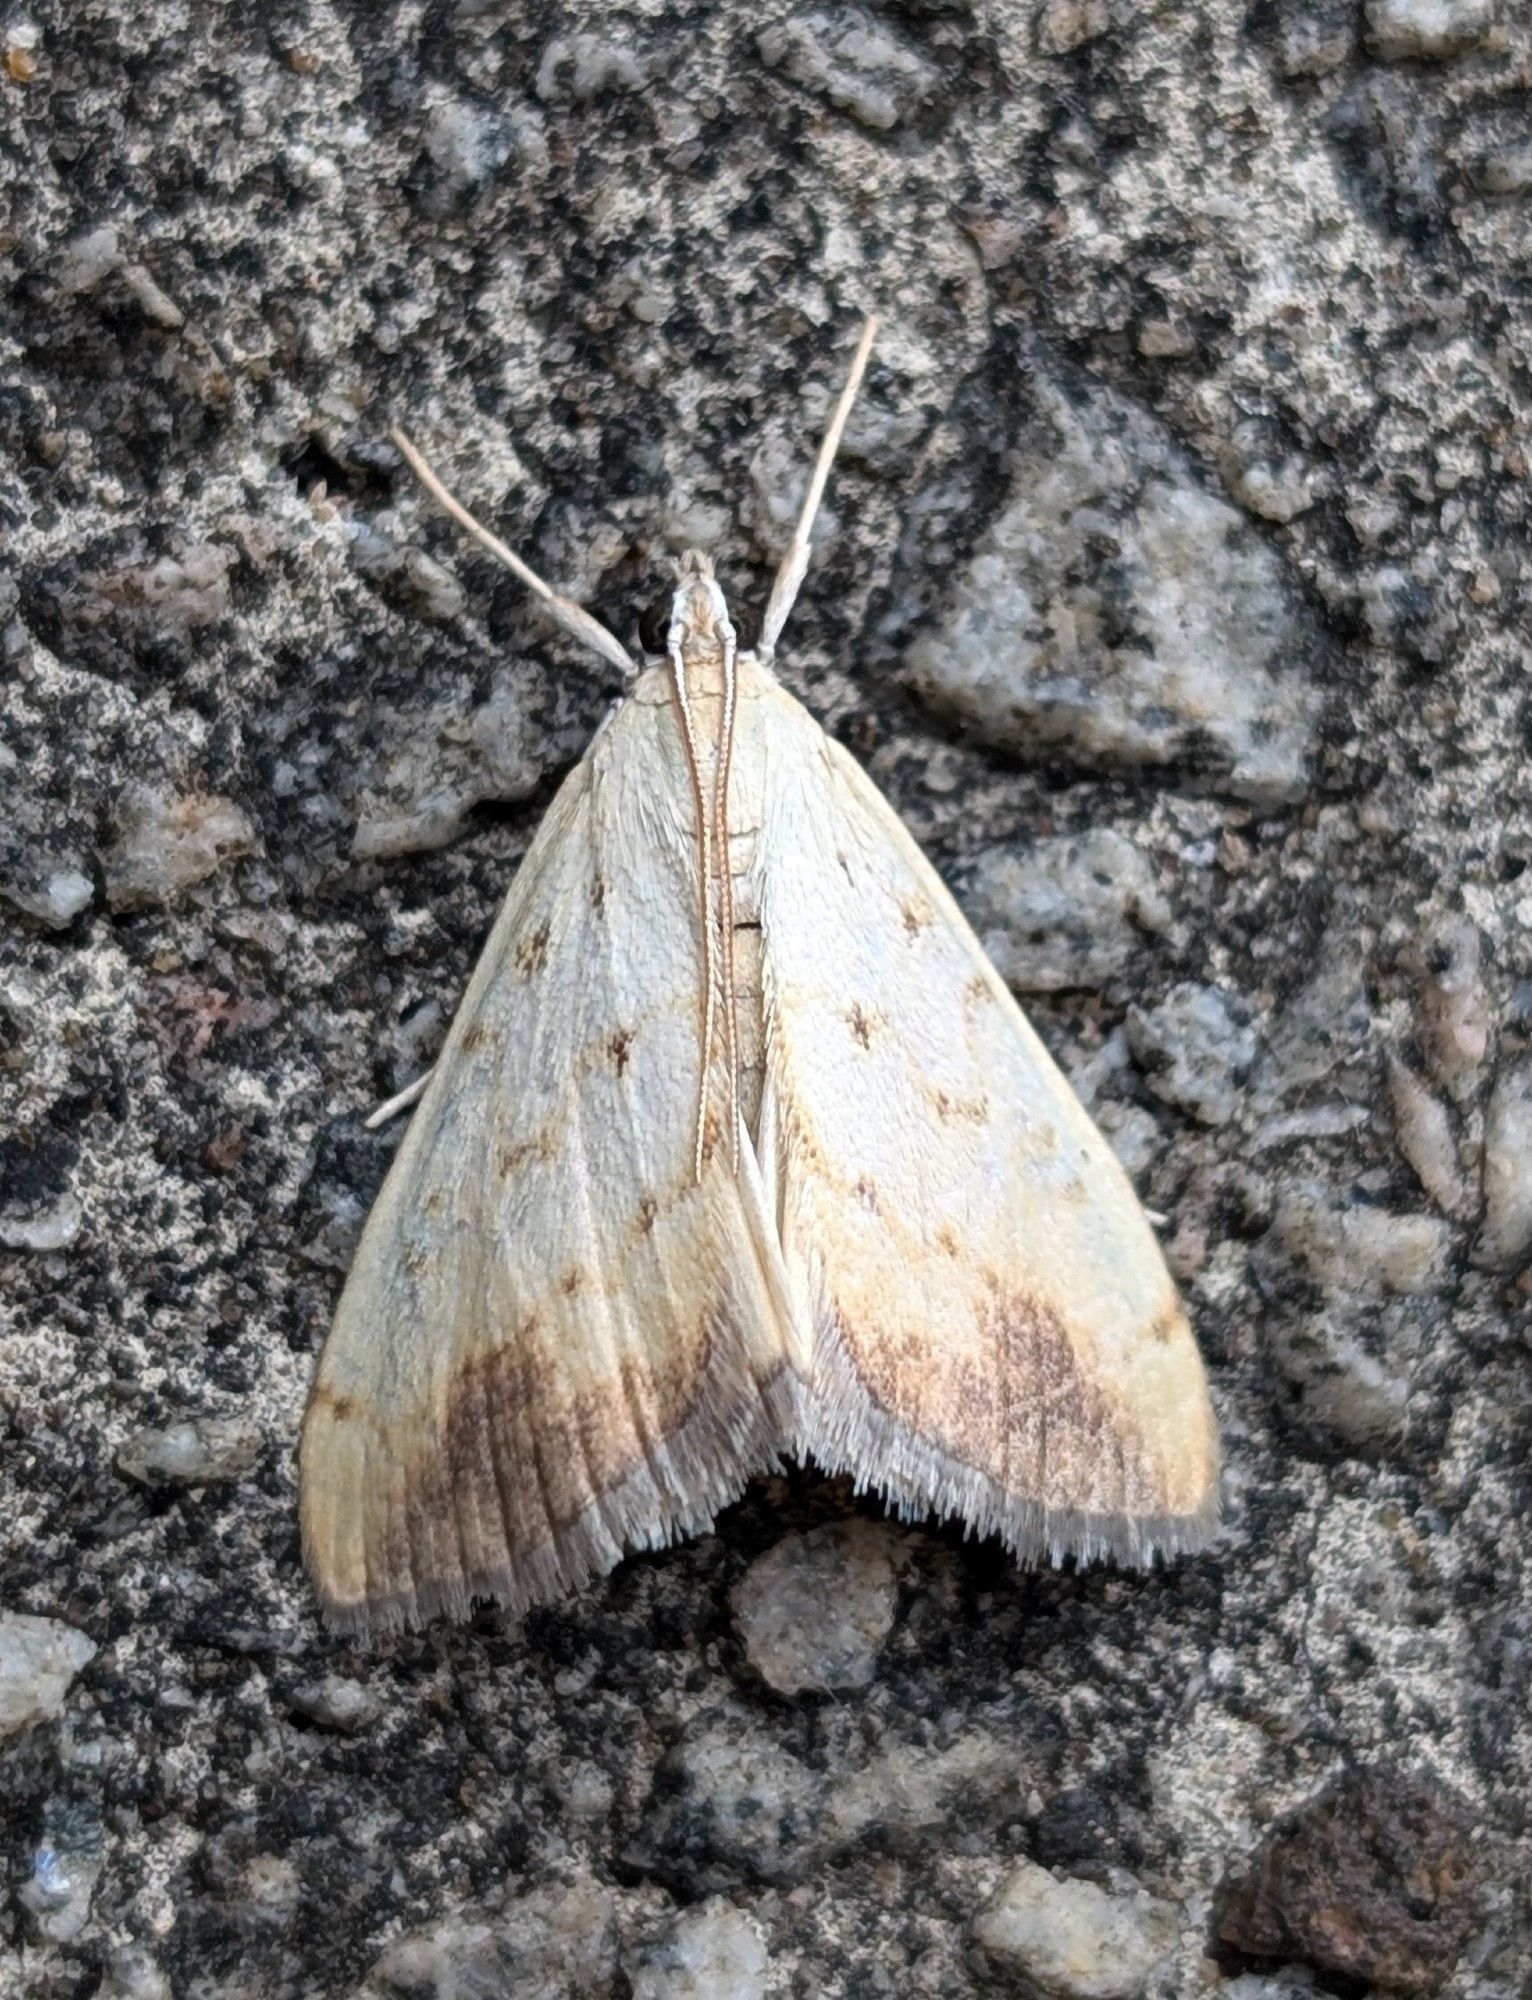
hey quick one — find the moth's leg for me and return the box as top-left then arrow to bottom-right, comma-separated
364,1070 -> 433,1131
390,428 -> 638,683
759,316 -> 879,659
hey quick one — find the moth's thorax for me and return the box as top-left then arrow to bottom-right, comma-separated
666,549 -> 736,670
672,645 -> 755,702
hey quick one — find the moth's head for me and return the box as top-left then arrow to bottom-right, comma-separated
636,550 -> 758,661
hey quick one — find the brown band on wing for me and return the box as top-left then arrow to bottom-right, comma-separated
800,1289 -> 1218,1570
307,1291 -> 792,1634
819,1279 -> 1207,1529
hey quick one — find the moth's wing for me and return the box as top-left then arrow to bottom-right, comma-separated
752,680 -> 1218,1563
300,678 -> 794,1634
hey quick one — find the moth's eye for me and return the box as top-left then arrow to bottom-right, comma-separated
637,595 -> 672,656
730,605 -> 760,653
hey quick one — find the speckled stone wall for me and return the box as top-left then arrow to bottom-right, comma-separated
2,2 -> 1529,1995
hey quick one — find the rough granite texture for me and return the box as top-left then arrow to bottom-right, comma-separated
2,1 -> 1530,1995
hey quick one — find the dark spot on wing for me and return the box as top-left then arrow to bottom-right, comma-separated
591,876 -> 607,915
1149,1305 -> 1186,1345
636,1194 -> 658,1235
499,1131 -> 554,1177
847,1003 -> 874,1048
933,1087 -> 990,1125
608,1027 -> 634,1075
516,918 -> 553,978
700,1107 -> 722,1163
901,897 -> 933,938
854,1176 -> 879,1212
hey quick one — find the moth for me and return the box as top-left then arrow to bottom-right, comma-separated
300,321 -> 1218,1635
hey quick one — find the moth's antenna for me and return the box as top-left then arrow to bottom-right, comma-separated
759,315 -> 879,659
390,428 -> 638,681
